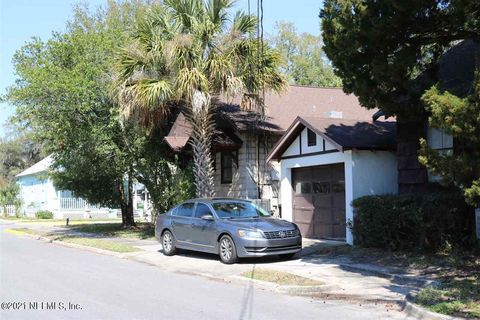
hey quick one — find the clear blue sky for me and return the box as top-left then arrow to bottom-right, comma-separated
0,0 -> 323,138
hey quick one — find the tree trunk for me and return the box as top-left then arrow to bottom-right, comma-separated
124,172 -> 135,227
117,177 -> 136,227
189,91 -> 216,198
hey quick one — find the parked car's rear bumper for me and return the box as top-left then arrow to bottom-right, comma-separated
235,236 -> 302,257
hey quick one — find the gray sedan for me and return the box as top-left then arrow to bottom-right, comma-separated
155,198 -> 302,264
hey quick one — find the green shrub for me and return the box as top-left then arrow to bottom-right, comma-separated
35,210 -> 54,219
415,287 -> 444,306
351,192 -> 475,251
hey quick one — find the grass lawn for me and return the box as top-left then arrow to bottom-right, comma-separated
416,279 -> 480,319
329,247 -> 480,318
5,228 -> 139,253
242,268 -> 322,286
2,216 -> 65,222
57,236 -> 140,253
67,222 -> 155,240
1,216 -> 122,224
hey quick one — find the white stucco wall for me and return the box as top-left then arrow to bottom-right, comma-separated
279,149 -> 398,245
282,136 -> 300,157
299,128 -> 336,153
281,127 -> 336,159
351,150 -> 398,198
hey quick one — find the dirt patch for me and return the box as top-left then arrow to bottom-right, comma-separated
242,268 -> 322,286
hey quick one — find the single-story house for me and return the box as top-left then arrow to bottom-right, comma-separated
15,155 -> 149,219
165,85 -> 397,244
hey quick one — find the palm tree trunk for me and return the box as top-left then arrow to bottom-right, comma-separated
189,91 -> 216,198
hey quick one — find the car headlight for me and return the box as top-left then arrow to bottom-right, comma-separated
293,224 -> 301,236
237,229 -> 265,239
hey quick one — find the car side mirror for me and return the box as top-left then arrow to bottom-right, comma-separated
201,214 -> 215,221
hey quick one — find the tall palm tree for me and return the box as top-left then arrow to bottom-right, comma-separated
115,0 -> 286,197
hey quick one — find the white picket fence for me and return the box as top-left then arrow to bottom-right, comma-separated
60,198 -> 102,210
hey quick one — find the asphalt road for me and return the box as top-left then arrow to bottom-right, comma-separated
0,224 -> 410,320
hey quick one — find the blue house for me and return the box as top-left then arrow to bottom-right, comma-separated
16,155 -> 117,219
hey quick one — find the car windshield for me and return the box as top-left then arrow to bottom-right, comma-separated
212,201 -> 271,219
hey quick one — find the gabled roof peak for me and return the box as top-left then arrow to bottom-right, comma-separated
16,155 -> 54,178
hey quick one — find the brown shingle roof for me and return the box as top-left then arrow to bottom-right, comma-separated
216,85 -> 377,132
165,85 -> 383,150
263,86 -> 376,131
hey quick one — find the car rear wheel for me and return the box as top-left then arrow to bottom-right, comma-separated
162,230 -> 177,256
219,235 -> 238,264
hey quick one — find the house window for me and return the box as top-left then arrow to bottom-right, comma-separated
313,182 -> 330,194
221,151 -> 234,184
307,129 -> 317,146
331,180 -> 345,193
427,127 -> 453,155
427,128 -> 454,182
60,190 -> 73,198
295,182 -> 311,194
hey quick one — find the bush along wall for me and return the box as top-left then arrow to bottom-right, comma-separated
351,192 -> 476,252
35,210 -> 54,219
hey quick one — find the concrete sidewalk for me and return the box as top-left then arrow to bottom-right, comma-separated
5,221 -> 432,306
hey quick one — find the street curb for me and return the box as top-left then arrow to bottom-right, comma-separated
403,293 -> 463,320
298,243 -> 349,257
337,263 -> 439,288
228,274 -> 405,305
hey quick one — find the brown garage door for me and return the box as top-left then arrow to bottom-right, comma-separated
292,164 -> 346,239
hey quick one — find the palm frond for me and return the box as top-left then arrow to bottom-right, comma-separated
164,33 -> 199,70
164,0 -> 204,33
175,67 -> 209,100
206,52 -> 232,88
206,0 -> 235,32
118,79 -> 173,125
231,11 -> 257,36
135,79 -> 173,108
116,41 -> 149,81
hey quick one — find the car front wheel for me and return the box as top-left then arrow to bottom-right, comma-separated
162,230 -> 177,256
219,235 -> 238,264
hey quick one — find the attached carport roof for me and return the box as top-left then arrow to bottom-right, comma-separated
266,117 -> 396,162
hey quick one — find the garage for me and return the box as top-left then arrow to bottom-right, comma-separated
266,116 -> 398,244
292,164 -> 346,239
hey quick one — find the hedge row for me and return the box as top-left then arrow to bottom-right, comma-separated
351,193 -> 476,251
35,210 -> 54,219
